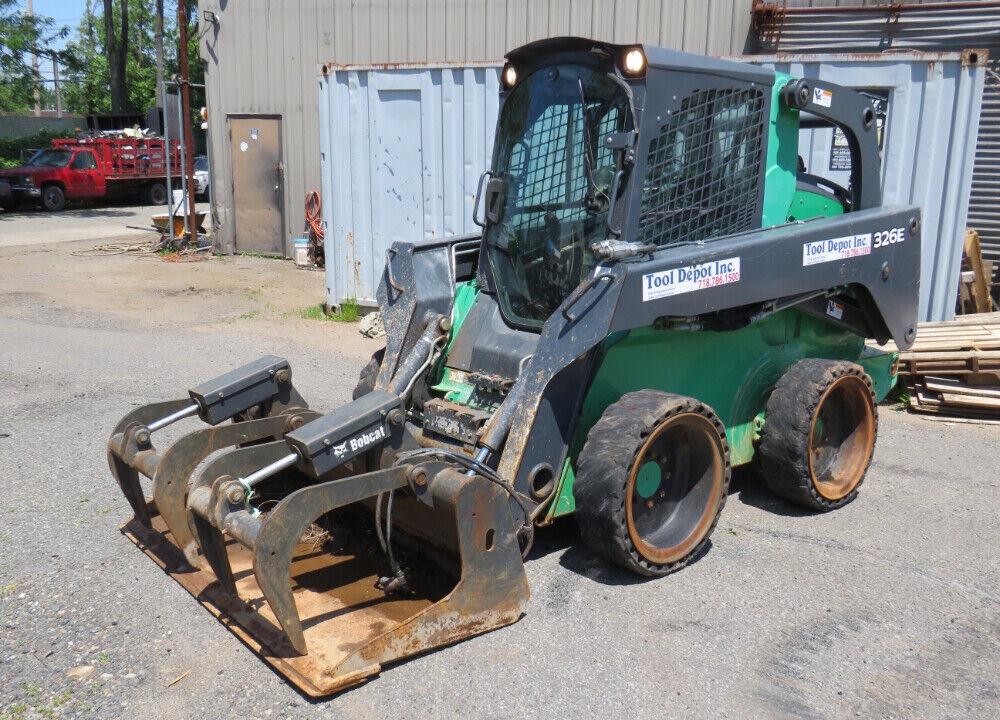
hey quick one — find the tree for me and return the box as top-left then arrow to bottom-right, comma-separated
62,1 -> 203,117
0,0 -> 69,112
155,0 -> 164,106
103,0 -> 128,112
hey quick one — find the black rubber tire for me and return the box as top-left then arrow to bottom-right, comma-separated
352,348 -> 386,399
145,181 -> 168,205
758,359 -> 877,512
574,390 -> 731,577
41,185 -> 65,212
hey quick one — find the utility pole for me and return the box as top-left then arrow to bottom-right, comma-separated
26,0 -> 41,116
178,0 -> 197,244
53,59 -> 62,118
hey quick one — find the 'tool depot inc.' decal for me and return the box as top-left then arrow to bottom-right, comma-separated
642,257 -> 741,302
802,233 -> 872,266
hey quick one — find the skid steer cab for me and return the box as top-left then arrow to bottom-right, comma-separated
107,37 -> 920,696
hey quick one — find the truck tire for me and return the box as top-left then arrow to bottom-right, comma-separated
41,185 -> 65,212
758,359 -> 877,511
145,181 -> 168,205
352,348 -> 386,399
574,390 -> 730,577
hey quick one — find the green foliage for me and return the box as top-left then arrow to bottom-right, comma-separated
0,0 -> 71,113
2,0 -> 204,122
300,300 -> 360,323
0,128 -> 78,168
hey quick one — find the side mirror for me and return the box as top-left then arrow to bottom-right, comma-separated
484,177 -> 507,226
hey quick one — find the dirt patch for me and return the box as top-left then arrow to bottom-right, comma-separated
0,235 -> 379,363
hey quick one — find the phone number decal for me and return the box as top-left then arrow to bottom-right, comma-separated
642,257 -> 741,302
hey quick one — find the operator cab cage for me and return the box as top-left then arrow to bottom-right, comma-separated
477,36 -> 887,337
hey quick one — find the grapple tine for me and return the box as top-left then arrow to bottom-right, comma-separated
152,413 -> 319,566
107,399 -> 196,526
107,440 -> 153,526
183,440 -> 299,565
188,477 -> 240,595
251,466 -> 411,655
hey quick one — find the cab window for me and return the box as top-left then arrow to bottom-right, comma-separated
71,151 -> 98,170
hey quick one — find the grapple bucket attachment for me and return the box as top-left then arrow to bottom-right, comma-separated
107,356 -> 317,567
121,461 -> 529,696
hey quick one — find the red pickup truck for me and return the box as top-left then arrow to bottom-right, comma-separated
0,135 -> 182,212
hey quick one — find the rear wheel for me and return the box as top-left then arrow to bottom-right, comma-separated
574,391 -> 730,577
758,359 -> 877,511
41,185 -> 65,212
145,181 -> 168,205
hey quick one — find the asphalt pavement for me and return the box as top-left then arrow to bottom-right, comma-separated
0,200 -> 211,248
0,237 -> 997,719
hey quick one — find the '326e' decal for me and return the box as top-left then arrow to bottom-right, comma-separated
874,227 -> 905,249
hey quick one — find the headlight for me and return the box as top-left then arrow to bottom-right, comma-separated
502,63 -> 517,90
621,47 -> 647,77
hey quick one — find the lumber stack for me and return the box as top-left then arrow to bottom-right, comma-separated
897,313 -> 1000,418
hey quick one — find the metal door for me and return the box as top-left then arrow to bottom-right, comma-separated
229,116 -> 283,254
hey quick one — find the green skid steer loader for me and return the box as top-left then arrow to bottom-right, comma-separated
107,37 -> 920,695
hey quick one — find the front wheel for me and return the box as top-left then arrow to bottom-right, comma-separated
574,391 -> 730,577
41,185 -> 65,212
758,359 -> 877,511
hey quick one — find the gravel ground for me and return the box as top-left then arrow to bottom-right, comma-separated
0,237 -> 998,719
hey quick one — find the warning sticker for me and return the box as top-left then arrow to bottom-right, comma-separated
802,234 -> 872,266
813,87 -> 833,108
642,257 -> 741,302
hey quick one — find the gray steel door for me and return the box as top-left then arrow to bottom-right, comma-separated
229,116 -> 283,254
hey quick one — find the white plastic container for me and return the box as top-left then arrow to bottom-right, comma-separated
293,238 -> 310,266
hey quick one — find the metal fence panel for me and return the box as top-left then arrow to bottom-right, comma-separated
746,53 -> 986,322
319,65 -> 501,309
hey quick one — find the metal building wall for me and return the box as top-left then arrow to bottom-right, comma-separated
748,53 -> 986,323
750,0 -> 1000,276
197,0 -> 754,256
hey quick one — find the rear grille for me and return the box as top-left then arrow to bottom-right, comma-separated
640,87 -> 765,246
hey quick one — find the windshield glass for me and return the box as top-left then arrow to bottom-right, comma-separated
194,156 -> 208,172
27,149 -> 73,168
485,64 -> 630,328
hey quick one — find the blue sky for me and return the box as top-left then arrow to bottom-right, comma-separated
19,0 -> 88,30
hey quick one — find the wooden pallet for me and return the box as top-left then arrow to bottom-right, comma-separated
895,313 -> 1000,417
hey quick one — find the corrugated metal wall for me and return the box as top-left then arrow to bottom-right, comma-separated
750,0 -> 1000,297
748,53 -> 986,323
966,57 -> 1000,268
319,65 -> 500,307
198,0 -> 754,256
